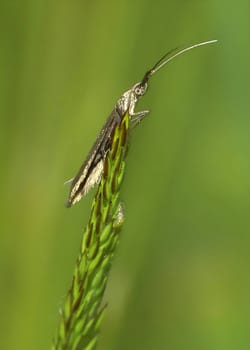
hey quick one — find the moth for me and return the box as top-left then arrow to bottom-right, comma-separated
66,40 -> 217,207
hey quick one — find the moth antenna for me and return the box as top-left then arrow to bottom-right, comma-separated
142,39 -> 218,85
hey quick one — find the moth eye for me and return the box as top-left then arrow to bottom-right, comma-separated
135,87 -> 141,95
134,83 -> 147,96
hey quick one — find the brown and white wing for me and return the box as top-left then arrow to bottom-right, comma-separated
66,108 -> 121,207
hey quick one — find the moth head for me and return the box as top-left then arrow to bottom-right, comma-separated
117,82 -> 148,115
133,82 -> 148,97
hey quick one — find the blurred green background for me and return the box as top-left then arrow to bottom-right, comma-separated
0,0 -> 249,349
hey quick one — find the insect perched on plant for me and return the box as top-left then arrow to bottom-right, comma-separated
66,40 -> 217,207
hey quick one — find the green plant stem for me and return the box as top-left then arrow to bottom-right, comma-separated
52,111 -> 130,350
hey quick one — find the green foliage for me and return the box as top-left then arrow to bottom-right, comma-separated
52,112 -> 129,350
1,2 -> 248,350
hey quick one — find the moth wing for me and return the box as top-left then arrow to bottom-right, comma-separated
66,109 -> 121,207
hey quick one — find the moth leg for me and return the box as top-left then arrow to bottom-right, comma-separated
130,110 -> 149,128
64,177 -> 74,185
